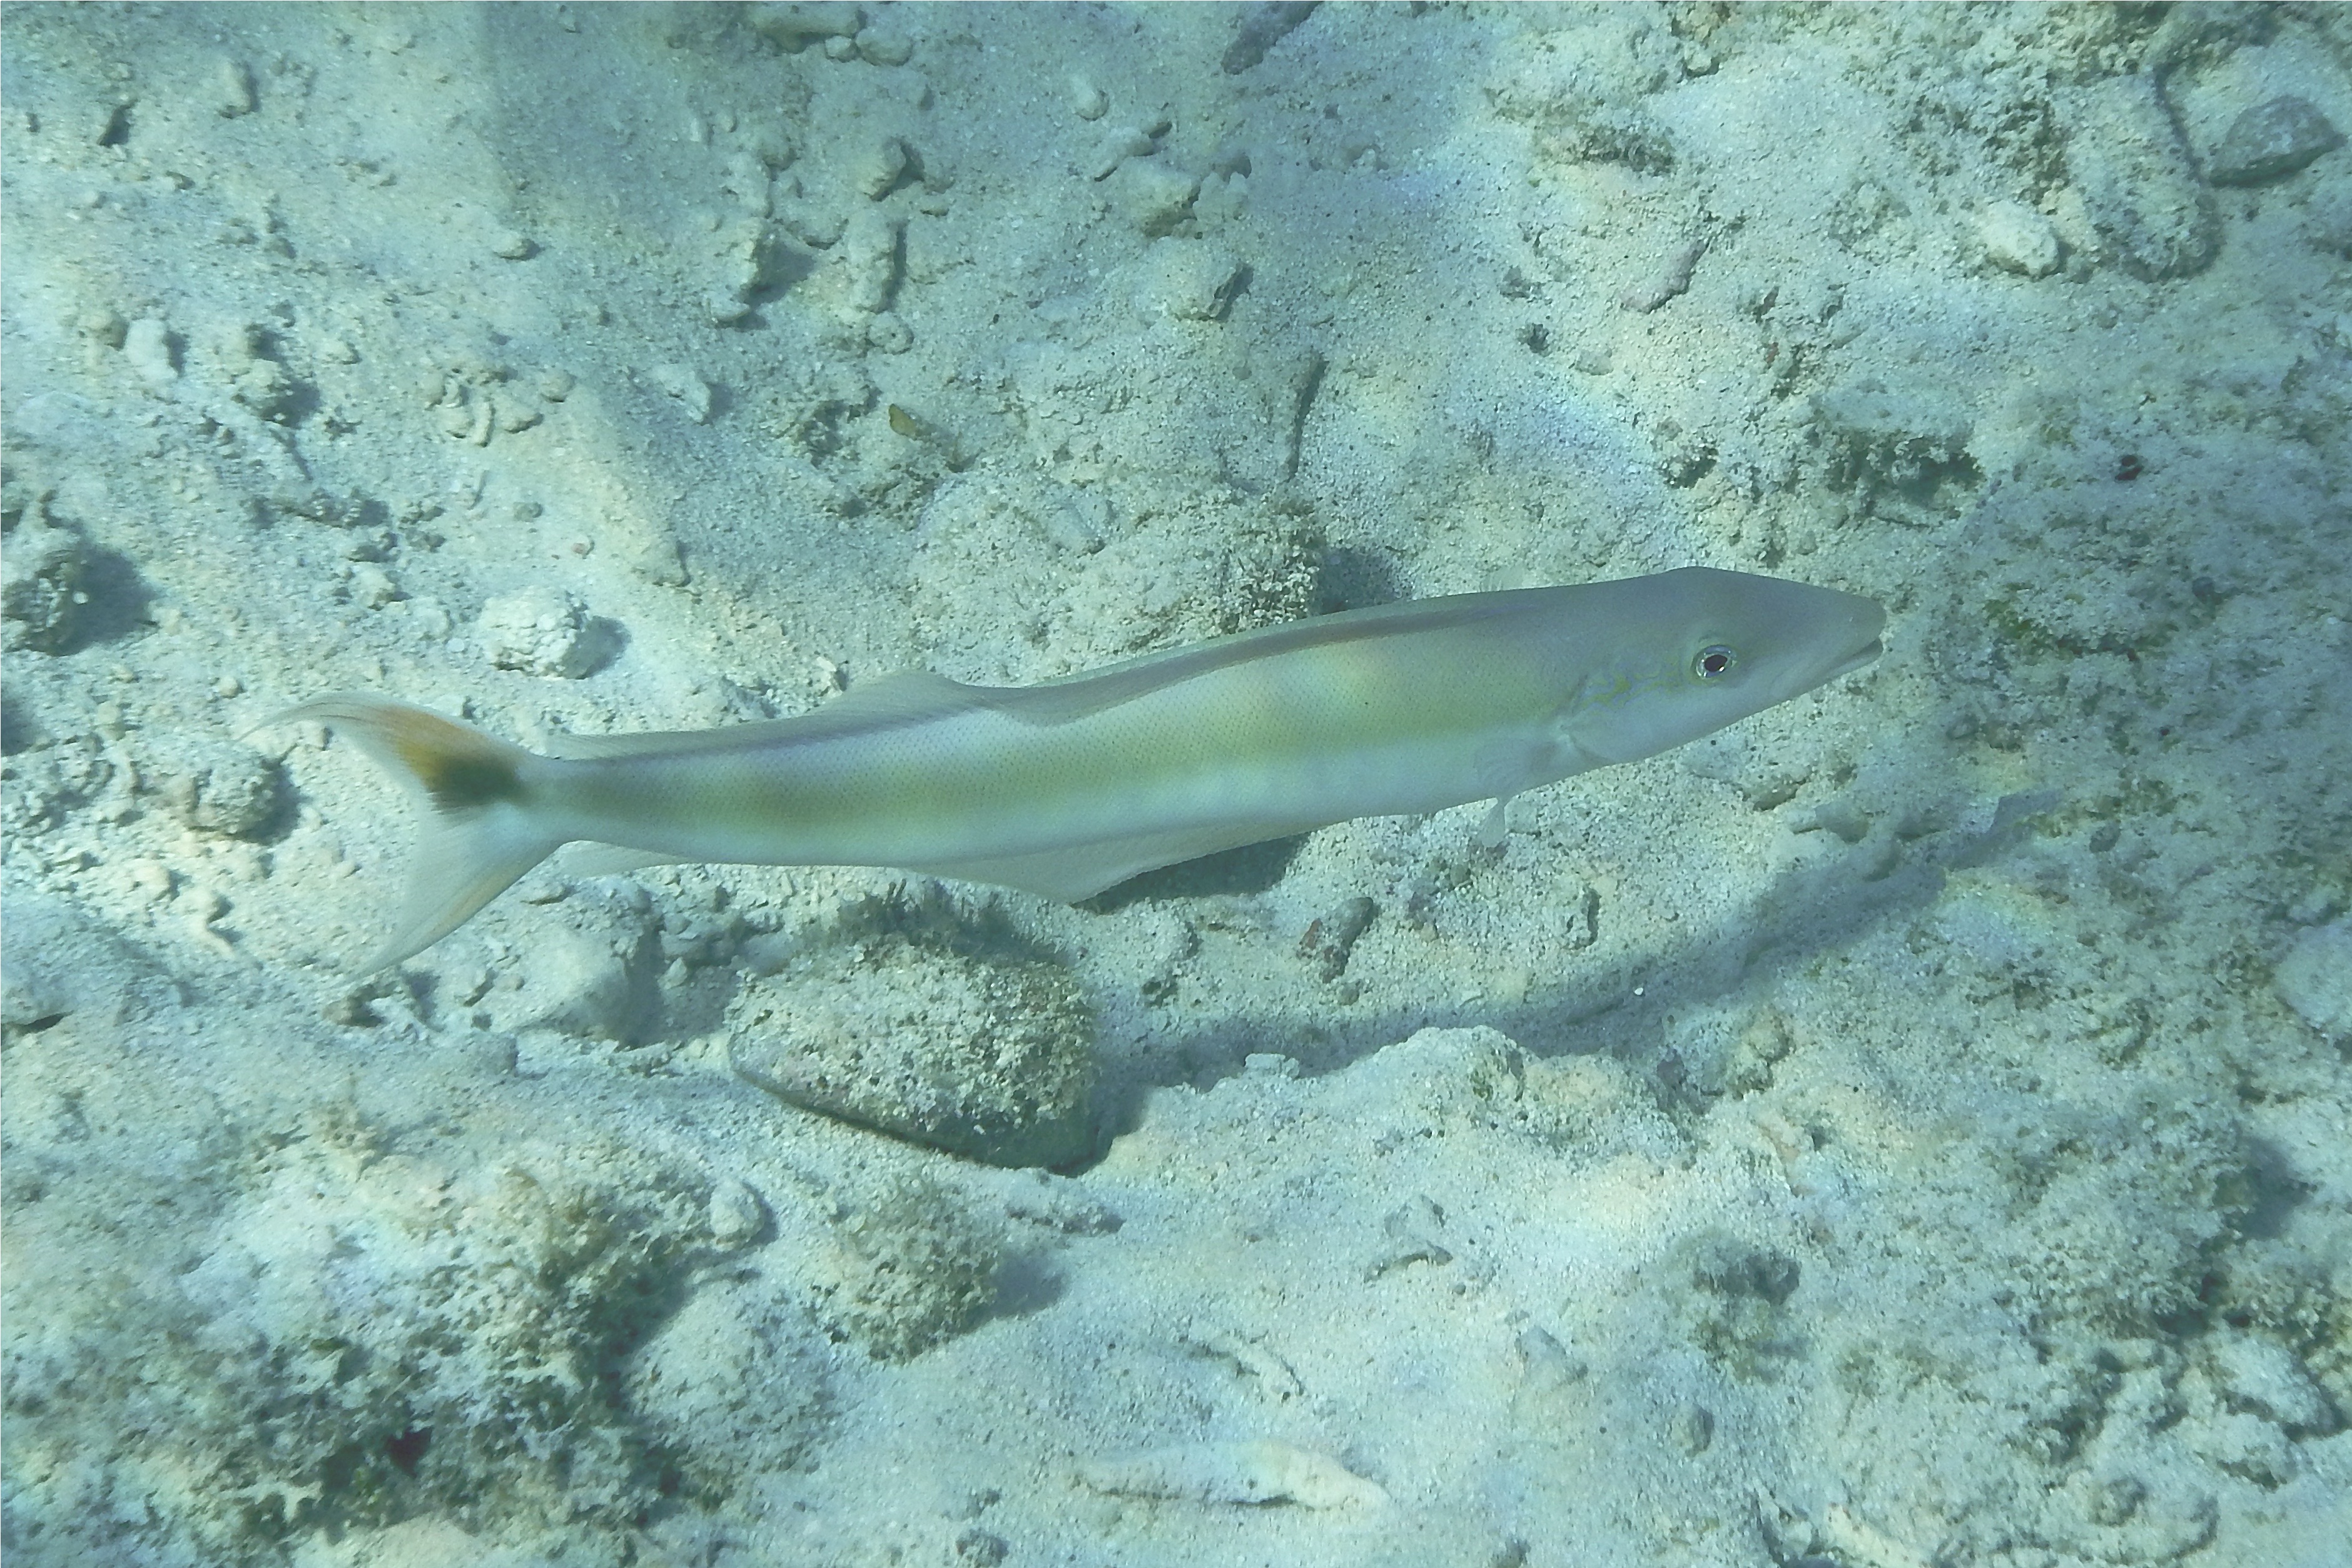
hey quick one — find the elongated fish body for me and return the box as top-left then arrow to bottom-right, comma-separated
275,567 -> 1883,969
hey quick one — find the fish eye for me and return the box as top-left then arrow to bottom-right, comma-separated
1692,644 -> 1737,681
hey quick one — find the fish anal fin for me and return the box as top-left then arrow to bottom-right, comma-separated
906,821 -> 1323,903
563,844 -> 699,878
826,670 -> 986,721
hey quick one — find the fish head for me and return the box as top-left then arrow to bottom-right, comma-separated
1560,567 -> 1885,766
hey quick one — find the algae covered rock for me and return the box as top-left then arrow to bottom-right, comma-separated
1,488 -> 88,654
6,1122 -> 714,1556
478,902 -> 662,1043
813,1167 -> 1005,1361
0,889 -> 173,1031
2062,73 -> 2218,280
2274,920 -> 2352,1040
728,916 -> 1097,1168
622,1273 -> 831,1501
1812,380 -> 1977,504
156,731 -> 286,838
2206,96 -> 2342,187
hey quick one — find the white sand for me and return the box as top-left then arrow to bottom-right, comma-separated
5,5 -> 2349,1565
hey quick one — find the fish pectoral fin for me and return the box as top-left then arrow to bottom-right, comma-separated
1474,729 -> 1607,800
1473,736 -> 1554,799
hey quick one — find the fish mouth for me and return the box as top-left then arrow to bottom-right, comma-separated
1825,637 -> 1883,681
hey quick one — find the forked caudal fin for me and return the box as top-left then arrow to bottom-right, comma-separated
266,695 -> 562,972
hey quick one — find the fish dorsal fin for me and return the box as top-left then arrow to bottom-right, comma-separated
993,591 -> 1569,727
542,729 -> 716,760
540,672 -> 990,761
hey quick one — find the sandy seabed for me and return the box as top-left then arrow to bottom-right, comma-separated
5,4 -> 2351,1565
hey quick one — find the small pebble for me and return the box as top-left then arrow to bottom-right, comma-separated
953,1529 -> 1008,1566
649,362 -> 713,423
1620,236 -> 1706,313
856,28 -> 913,66
1222,1 -> 1319,75
1117,161 -> 1201,236
1090,125 -> 1158,182
346,563 -> 398,609
402,595 -> 454,639
76,308 -> 128,347
1517,1324 -> 1587,1397
463,1033 -> 519,1076
836,210 -> 903,315
707,1178 -> 767,1247
123,316 -> 178,385
1670,1400 -> 1715,1456
126,859 -> 175,904
322,983 -> 384,1028
1133,240 -> 1244,321
749,1 -> 861,47
1366,1193 -> 1452,1279
1978,200 -> 2061,277
211,57 -> 256,118
744,121 -> 796,169
855,136 -> 911,199
1297,894 -> 1376,981
1080,1440 -> 1386,1509
477,585 -> 610,678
